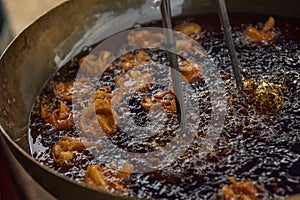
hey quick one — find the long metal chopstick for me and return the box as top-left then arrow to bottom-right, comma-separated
160,0 -> 187,131
216,0 -> 243,89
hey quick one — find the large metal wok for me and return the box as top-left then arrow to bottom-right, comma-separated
0,0 -> 299,199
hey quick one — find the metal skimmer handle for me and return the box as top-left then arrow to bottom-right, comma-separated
160,0 -> 187,132
216,0 -> 243,89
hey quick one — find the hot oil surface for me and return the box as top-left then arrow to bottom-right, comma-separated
29,15 -> 300,199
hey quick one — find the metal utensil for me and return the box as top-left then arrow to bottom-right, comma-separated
216,0 -> 243,89
160,0 -> 187,131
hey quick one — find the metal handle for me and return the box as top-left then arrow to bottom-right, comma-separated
216,0 -> 243,89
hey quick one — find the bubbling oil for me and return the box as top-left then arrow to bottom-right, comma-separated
29,14 -> 300,199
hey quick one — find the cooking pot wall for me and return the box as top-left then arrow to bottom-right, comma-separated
0,0 -> 299,199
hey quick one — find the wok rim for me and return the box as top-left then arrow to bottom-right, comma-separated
0,0 -> 299,199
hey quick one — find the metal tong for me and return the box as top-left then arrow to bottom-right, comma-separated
158,0 -> 243,132
160,0 -> 187,132
216,0 -> 243,89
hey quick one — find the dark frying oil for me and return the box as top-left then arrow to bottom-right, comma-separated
29,14 -> 300,199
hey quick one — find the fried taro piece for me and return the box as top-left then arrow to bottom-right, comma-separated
94,90 -> 119,135
220,177 -> 267,200
142,90 -> 176,112
53,81 -> 74,103
112,66 -> 153,106
80,89 -> 119,137
174,22 -> 202,35
127,30 -> 165,48
244,17 -> 277,42
118,50 -> 150,72
243,78 -> 285,114
41,101 -> 74,130
84,163 -> 134,194
52,136 -> 85,166
179,60 -> 203,83
53,77 -> 93,103
79,50 -> 115,75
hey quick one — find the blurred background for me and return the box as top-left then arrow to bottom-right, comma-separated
3,0 -> 66,34
0,0 -> 66,52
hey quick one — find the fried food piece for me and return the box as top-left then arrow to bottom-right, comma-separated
54,82 -> 73,102
220,177 -> 267,200
79,50 -> 115,75
244,17 -> 276,42
80,89 -> 119,137
52,136 -> 85,166
94,89 -> 112,100
111,50 -> 152,106
112,68 -> 153,106
174,22 -> 202,35
95,100 -> 118,135
128,30 -> 165,48
179,60 -> 203,83
118,51 -> 149,72
142,90 -> 176,112
176,38 -> 203,54
115,162 -> 135,179
98,85 -> 112,93
84,162 -> 134,194
154,90 -> 177,112
142,97 -> 156,112
94,90 -> 119,135
53,77 -> 93,102
41,101 -> 73,130
79,102 -> 103,137
243,78 -> 284,113
124,69 -> 153,90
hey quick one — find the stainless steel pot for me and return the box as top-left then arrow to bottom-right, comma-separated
0,0 -> 299,199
